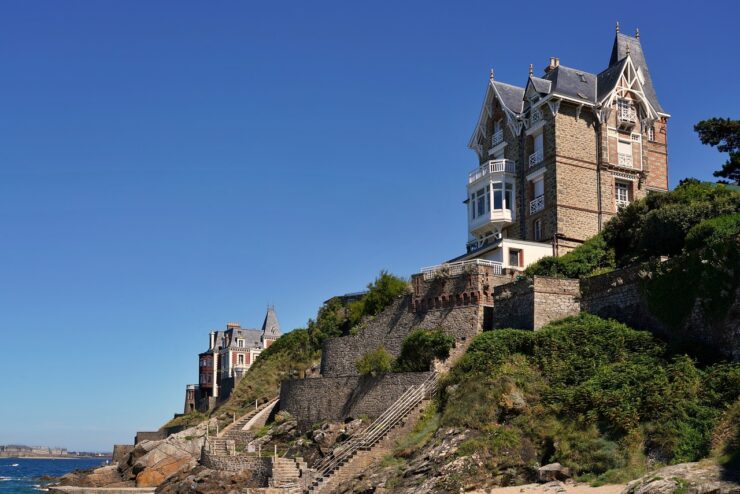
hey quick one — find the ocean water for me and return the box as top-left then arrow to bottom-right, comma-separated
0,458 -> 108,494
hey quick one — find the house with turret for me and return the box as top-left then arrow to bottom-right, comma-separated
184,306 -> 281,412
422,25 -> 668,281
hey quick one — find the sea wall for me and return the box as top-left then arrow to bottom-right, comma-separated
279,372 -> 431,429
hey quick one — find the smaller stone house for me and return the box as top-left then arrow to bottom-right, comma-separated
184,306 -> 281,413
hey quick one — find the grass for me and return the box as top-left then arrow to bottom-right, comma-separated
393,404 -> 440,458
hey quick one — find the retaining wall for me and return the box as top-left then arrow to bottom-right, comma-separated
491,276 -> 580,330
320,295 -> 483,377
279,372 -> 431,429
200,452 -> 272,484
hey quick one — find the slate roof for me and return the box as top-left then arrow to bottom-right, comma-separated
482,32 -> 664,118
492,81 -> 525,114
529,77 -> 552,95
596,57 -> 627,103
261,306 -> 281,338
543,65 -> 598,104
224,327 -> 263,349
609,33 -> 665,113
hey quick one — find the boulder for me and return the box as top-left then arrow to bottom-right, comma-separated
537,463 -> 572,483
133,436 -> 205,487
623,462 -> 740,494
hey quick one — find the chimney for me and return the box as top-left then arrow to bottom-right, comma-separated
226,322 -> 240,329
544,57 -> 560,74
209,331 -> 216,350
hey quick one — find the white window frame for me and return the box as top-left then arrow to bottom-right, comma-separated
615,181 -> 630,209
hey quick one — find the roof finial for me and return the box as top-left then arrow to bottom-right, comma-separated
615,21 -> 620,34
528,63 -> 533,77
626,43 -> 631,56
635,27 -> 640,39
490,68 -> 494,81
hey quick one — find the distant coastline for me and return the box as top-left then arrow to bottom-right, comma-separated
0,454 -> 111,459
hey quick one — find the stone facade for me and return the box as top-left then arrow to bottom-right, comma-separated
463,30 -> 669,261
280,372 -> 432,429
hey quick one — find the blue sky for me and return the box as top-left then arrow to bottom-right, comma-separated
0,1 -> 737,451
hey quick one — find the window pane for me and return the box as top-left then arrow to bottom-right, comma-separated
493,190 -> 503,209
534,178 -> 544,197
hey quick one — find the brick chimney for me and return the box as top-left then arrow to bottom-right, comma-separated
544,57 -> 560,74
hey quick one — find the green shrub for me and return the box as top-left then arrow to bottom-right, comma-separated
394,328 -> 455,372
356,347 -> 393,376
524,234 -> 615,279
602,180 -> 740,265
438,314 -> 740,481
685,213 -> 740,251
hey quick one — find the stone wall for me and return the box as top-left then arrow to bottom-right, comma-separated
200,452 -> 272,485
279,372 -> 431,429
533,277 -> 581,328
112,445 -> 134,464
411,265 -> 516,311
491,276 -> 580,330
134,431 -> 166,445
579,264 -> 655,330
320,295 -> 483,377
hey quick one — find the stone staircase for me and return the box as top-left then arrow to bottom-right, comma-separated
205,397 -> 279,456
305,372 -> 439,493
270,456 -> 310,493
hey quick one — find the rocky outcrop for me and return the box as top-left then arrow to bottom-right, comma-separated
623,462 -> 740,494
58,465 -> 129,488
538,463 -> 572,483
154,465 -> 264,494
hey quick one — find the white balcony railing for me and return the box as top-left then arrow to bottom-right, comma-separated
528,149 -> 543,167
421,259 -> 503,280
530,108 -> 543,126
530,194 -> 545,214
617,153 -> 633,167
491,129 -> 504,147
468,159 -> 516,184
618,106 -> 636,123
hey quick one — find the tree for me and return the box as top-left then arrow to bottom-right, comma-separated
694,118 -> 740,185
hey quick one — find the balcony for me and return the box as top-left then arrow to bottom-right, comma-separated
617,153 -> 633,168
491,129 -> 504,147
468,159 -> 516,184
530,194 -> 545,214
528,149 -> 543,167
618,106 -> 636,129
421,259 -> 503,281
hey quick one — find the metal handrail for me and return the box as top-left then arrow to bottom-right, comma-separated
309,373 -> 438,487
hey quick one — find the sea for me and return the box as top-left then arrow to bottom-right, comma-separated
0,457 -> 109,494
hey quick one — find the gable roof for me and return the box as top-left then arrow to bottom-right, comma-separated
492,80 -> 525,114
596,57 -> 628,102
529,76 -> 552,95
609,33 -> 665,114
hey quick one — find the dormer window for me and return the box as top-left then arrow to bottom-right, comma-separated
237,338 -> 245,348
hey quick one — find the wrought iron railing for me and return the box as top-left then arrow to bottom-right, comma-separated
528,149 -> 543,167
530,194 -> 545,214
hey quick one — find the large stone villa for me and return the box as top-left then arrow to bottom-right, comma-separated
280,26 -> 673,428
419,24 -> 669,282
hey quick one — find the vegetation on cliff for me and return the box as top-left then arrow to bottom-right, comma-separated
387,314 -> 740,489
526,180 -> 740,279
202,271 -> 407,424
